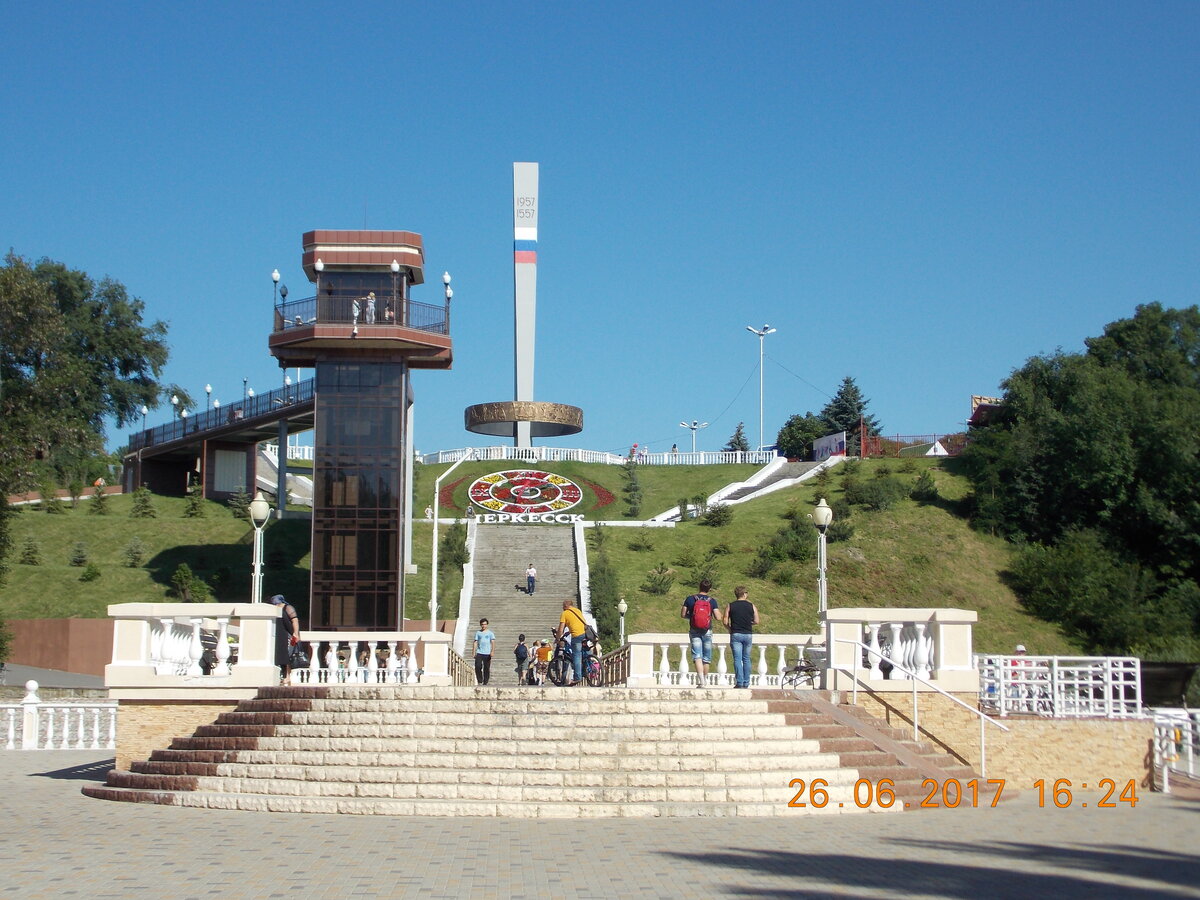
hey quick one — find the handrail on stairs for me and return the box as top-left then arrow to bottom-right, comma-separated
833,637 -> 1009,779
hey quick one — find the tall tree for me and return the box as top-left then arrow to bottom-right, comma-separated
819,376 -> 882,454
775,412 -> 825,459
724,422 -> 750,452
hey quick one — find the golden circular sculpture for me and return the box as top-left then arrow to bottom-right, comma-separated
464,401 -> 584,438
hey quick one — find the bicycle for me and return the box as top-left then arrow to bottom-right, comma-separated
780,659 -> 820,696
548,631 -> 601,687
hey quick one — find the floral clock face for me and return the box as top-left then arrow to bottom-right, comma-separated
467,470 -> 584,514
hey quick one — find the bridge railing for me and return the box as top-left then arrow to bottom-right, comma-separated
274,292 -> 448,334
128,379 -> 315,451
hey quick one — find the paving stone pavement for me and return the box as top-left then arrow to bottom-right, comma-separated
1,751 -> 1197,899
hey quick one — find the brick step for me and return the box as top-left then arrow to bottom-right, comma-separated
106,771 -> 870,805
196,724 -> 815,743
148,748 -> 834,771
130,761 -> 859,789
81,784 -> 893,817
216,710 -> 792,727
169,736 -> 831,757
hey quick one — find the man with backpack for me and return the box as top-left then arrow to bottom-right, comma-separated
681,579 -> 720,688
556,600 -> 590,686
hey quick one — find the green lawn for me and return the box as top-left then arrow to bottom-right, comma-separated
2,458 -> 1078,657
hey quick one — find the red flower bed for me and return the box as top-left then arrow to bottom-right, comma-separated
583,478 -> 615,509
439,477 -> 466,511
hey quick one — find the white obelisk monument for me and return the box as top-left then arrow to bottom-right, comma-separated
513,162 -> 538,448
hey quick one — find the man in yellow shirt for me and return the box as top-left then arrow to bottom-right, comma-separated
556,600 -> 588,686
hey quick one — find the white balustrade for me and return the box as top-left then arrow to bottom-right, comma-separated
1155,709 -> 1199,791
0,681 -> 117,751
419,446 -> 776,467
975,654 -> 1144,719
628,633 -> 823,688
289,633 -> 451,686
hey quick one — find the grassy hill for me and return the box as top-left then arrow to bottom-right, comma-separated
0,458 -> 1078,656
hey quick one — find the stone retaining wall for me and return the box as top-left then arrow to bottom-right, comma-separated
116,700 -> 239,770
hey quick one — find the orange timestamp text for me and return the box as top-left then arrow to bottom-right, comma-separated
786,777 -> 1140,809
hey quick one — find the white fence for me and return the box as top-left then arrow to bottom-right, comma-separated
2,681 -> 117,751
1154,708 -> 1199,791
420,446 -> 776,467
289,632 -> 457,685
625,633 -> 825,688
975,655 -> 1144,719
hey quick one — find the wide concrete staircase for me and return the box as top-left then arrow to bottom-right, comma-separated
464,525 -> 580,668
84,686 -> 986,817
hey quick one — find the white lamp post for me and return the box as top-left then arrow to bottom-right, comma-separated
205,383 -> 212,409
617,597 -> 628,646
272,269 -> 280,305
678,420 -> 709,453
170,394 -> 179,417
249,491 -> 273,603
745,324 -> 777,450
140,404 -> 148,430
809,497 -> 834,615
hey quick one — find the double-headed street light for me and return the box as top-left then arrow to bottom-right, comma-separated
249,492 -> 273,603
746,324 -> 776,450
809,498 -> 834,615
678,420 -> 709,453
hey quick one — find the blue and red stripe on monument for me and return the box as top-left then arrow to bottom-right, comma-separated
514,239 -> 537,264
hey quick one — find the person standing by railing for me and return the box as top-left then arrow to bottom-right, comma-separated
723,586 -> 759,689
681,579 -> 720,688
268,594 -> 301,684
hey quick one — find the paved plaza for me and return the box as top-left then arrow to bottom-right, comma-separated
1,751 -> 1197,899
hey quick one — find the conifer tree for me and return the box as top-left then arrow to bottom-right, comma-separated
819,376 -> 883,455
724,422 -> 751,452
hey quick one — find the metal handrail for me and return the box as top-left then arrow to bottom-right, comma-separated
128,379 -> 315,452
274,293 -> 448,334
834,637 -> 1009,778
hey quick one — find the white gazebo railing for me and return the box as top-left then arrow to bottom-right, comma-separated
624,632 -> 825,688
2,681 -> 117,751
420,446 -> 776,467
975,655 -> 1144,719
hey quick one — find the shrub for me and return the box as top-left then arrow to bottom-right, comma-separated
67,478 -> 85,508
89,486 -> 109,515
123,537 -> 147,567
439,521 -> 470,569
19,536 -> 41,565
130,486 -> 157,518
873,463 -> 892,478
771,529 -> 815,562
588,523 -> 610,551
640,562 -> 675,595
702,503 -> 733,527
170,563 -> 213,603
674,546 -> 699,568
691,494 -> 708,517
40,481 -> 66,514
846,476 -> 909,511
184,491 -> 206,518
677,497 -> 692,521
771,566 -> 797,587
69,542 -> 89,567
826,519 -> 856,543
628,527 -> 655,551
898,457 -> 918,474
746,553 -> 774,579
710,542 -> 731,555
912,470 -> 939,502
79,562 -> 102,582
227,486 -> 251,520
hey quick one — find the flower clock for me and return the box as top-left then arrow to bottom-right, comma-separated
467,470 -> 584,514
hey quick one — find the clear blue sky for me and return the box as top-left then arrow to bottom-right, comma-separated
3,2 -> 1197,456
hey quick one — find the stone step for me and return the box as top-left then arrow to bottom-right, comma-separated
81,784 -> 895,817
148,748 -> 833,772
216,708 -> 798,725
201,722 -> 818,742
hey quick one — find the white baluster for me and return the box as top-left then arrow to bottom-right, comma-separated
106,707 -> 117,749
213,617 -> 231,676
90,708 -> 102,750
385,641 -> 399,683
676,642 -> 690,686
154,617 -> 173,673
716,644 -> 729,686
407,641 -> 420,684
324,643 -> 338,683
366,641 -> 379,683
912,623 -> 930,679
924,626 -> 937,674
5,709 -> 15,750
187,618 -> 204,676
756,645 -> 769,686
658,644 -> 671,685
45,707 -> 55,750
777,645 -> 789,683
888,623 -> 905,680
867,623 -> 882,679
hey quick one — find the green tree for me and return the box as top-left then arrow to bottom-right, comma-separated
123,537 -> 147,568
70,541 -> 89,566
89,485 -> 110,515
184,491 -> 206,518
819,377 -> 883,455
19,536 -> 41,565
724,422 -> 750,452
129,486 -> 157,519
775,412 -> 825,459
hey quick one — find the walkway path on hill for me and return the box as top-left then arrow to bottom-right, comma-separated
719,459 -> 823,504
4,750 -> 1197,899
462,525 -> 580,674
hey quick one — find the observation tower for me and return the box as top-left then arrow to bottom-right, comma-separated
270,230 -> 452,630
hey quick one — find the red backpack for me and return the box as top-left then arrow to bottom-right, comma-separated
689,595 -> 713,630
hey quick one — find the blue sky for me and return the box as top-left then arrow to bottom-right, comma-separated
3,2 -> 1197,456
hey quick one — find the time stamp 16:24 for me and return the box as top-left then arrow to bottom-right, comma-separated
787,777 -> 1140,809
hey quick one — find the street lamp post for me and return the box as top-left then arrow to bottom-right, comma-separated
617,597 -> 628,646
431,449 -> 475,628
140,404 -> 148,431
808,498 -> 834,616
678,419 -> 709,453
205,384 -> 212,410
272,269 -> 280,306
249,492 -> 273,603
243,377 -> 248,402
745,324 -> 776,450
